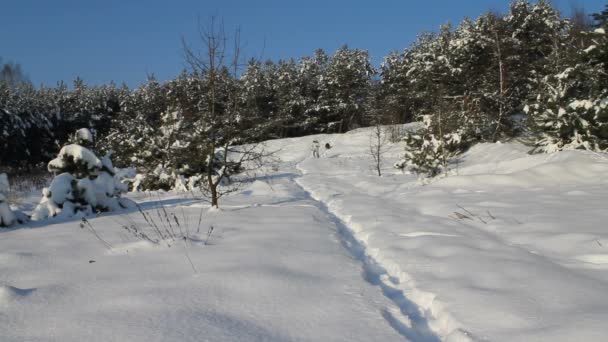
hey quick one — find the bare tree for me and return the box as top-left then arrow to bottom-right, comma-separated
182,17 -> 275,208
0,60 -> 29,87
570,5 -> 594,49
369,122 -> 389,176
571,5 -> 593,31
436,101 -> 448,176
491,25 -> 506,142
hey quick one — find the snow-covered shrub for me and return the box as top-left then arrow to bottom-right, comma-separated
0,173 -> 16,227
32,129 -> 134,220
395,115 -> 472,177
113,166 -> 137,190
0,173 -> 27,227
396,129 -> 467,177
131,165 -> 176,192
527,94 -> 608,153
0,193 -> 16,227
130,163 -> 204,192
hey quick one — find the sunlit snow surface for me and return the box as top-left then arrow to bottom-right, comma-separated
3,125 -> 608,341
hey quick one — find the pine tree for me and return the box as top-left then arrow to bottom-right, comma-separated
322,46 -> 376,132
298,49 -> 330,134
527,23 -> 608,153
0,80 -> 53,168
592,5 -> 608,29
506,0 -> 569,109
378,50 -> 413,125
274,58 -> 304,137
396,112 -> 471,177
241,60 -> 279,138
32,128 -> 133,219
103,76 -> 166,172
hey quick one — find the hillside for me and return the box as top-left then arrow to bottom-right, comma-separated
2,126 -> 608,341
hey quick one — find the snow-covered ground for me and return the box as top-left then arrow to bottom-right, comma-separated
3,126 -> 608,341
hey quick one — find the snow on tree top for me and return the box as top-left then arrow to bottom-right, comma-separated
76,128 -> 94,143
101,153 -> 115,174
47,173 -> 76,204
584,45 -> 597,53
569,100 -> 594,110
48,144 -> 102,172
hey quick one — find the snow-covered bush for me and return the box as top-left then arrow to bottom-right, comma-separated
0,173 -> 17,227
395,115 -> 472,177
130,163 -> 204,192
527,94 -> 608,153
0,173 -> 27,227
113,166 -> 137,191
32,129 -> 134,220
396,129 -> 467,177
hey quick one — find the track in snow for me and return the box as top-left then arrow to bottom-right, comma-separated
290,170 -> 442,342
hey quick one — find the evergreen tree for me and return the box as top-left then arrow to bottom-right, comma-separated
506,0 -> 569,108
592,5 -> 608,29
241,60 -> 279,138
396,110 -> 472,177
274,58 -> 304,137
0,80 -> 53,168
322,46 -> 376,132
378,50 -> 414,125
32,128 -> 133,219
527,23 -> 608,153
298,49 -> 330,134
103,76 -> 166,172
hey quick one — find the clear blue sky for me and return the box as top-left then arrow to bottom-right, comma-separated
1,0 -> 605,88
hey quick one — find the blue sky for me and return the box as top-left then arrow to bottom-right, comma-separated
1,0 -> 605,87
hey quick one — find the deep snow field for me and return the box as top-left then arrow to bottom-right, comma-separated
2,125 -> 608,341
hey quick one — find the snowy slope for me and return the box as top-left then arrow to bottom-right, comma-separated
0,177 -> 405,342
3,125 -> 608,341
283,129 -> 608,341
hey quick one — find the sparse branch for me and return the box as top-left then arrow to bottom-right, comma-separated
369,122 -> 388,176
182,17 -> 278,207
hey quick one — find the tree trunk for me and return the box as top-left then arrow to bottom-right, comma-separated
437,100 -> 448,177
492,29 -> 505,143
206,140 -> 218,208
209,181 -> 218,208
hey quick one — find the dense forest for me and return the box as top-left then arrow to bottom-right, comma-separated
1,1 -> 606,185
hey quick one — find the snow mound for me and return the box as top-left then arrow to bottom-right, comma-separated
106,240 -> 160,255
0,284 -> 35,304
435,143 -> 608,189
241,180 -> 292,200
293,133 -> 608,341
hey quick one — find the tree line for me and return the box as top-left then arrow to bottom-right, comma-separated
1,1 -> 606,181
